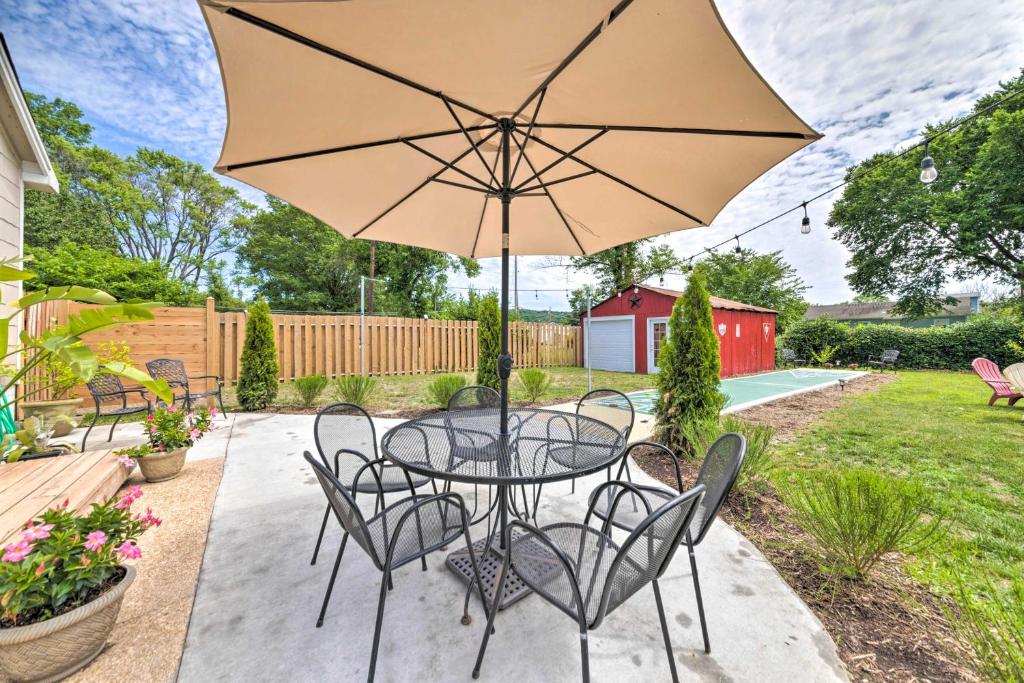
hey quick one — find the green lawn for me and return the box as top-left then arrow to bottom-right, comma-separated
774,370 -> 1023,599
222,366 -> 656,413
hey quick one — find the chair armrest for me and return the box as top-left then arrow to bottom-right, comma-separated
351,457 -> 388,511
188,374 -> 223,384
619,441 -> 683,489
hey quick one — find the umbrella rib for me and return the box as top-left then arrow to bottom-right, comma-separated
471,151 -> 504,258
221,126 -> 488,171
530,123 -> 819,140
510,132 -> 585,255
400,139 -> 496,192
522,132 -> 705,225
515,169 -> 597,194
511,0 -> 636,120
510,88 -> 546,183
512,128 -> 607,192
222,7 -> 496,123
430,177 -> 493,194
354,129 -> 500,238
441,95 -> 500,188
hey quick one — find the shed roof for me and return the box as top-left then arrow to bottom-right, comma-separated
592,284 -> 777,314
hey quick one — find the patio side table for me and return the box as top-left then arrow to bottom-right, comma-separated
381,407 -> 625,610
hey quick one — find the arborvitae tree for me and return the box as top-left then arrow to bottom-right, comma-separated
236,299 -> 279,410
655,272 -> 725,452
476,293 -> 500,390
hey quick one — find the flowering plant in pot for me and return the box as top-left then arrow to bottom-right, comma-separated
117,405 -> 214,482
0,487 -> 160,682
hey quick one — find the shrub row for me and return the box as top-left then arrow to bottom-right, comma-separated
779,315 -> 1024,370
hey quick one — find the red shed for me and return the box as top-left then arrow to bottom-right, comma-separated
583,284 -> 777,377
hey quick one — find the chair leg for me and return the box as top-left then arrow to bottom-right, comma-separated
579,626 -> 590,683
472,556 -> 510,679
107,413 -> 123,442
217,391 -> 227,416
688,542 -> 710,653
316,533 -> 348,627
367,568 -> 392,683
81,410 -> 99,451
310,506 -> 330,565
653,580 -> 680,683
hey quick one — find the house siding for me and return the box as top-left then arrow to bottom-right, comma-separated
0,122 -> 22,357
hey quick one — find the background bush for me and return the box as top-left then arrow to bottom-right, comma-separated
517,369 -> 551,403
236,299 -> 279,410
476,293 -> 500,391
680,414 -> 775,493
333,375 -> 377,405
779,314 -> 1024,370
952,580 -> 1024,682
779,468 -> 944,579
427,374 -> 467,408
294,375 -> 329,407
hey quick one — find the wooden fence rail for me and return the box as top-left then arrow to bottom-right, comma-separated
23,299 -> 581,399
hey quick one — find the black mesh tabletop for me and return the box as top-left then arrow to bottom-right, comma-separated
381,408 -> 625,486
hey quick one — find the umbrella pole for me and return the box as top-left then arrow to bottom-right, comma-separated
498,118 -> 513,437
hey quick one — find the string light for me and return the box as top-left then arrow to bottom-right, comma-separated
659,274 -> 665,286
800,202 -> 811,235
733,235 -> 741,253
919,140 -> 938,184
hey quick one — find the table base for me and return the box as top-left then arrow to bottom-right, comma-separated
446,539 -> 533,610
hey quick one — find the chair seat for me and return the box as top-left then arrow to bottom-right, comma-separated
363,496 -> 466,567
588,484 -> 676,532
509,522 -> 619,625
350,465 -> 430,494
99,405 -> 150,416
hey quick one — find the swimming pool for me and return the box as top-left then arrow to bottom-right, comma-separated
614,369 -> 864,415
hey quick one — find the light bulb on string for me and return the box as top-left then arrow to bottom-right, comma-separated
919,140 -> 938,184
733,236 -> 741,254
659,274 -> 665,287
801,202 -> 811,235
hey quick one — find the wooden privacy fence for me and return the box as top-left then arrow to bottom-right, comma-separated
24,299 -> 582,398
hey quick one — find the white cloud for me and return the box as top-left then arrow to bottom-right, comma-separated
4,0 -> 1023,310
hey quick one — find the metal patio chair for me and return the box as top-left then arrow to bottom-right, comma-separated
473,481 -> 706,683
781,348 -> 806,367
867,349 -> 899,372
587,434 -> 746,653
81,373 -> 153,451
535,389 -> 634,501
310,402 -> 433,565
144,358 -> 226,414
304,451 -> 488,683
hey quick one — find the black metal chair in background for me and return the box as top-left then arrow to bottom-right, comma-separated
144,358 -> 226,414
588,434 -> 747,654
867,349 -> 900,372
781,348 -> 806,367
304,451 -> 488,683
81,374 -> 152,451
310,402 -> 433,566
473,481 -> 706,683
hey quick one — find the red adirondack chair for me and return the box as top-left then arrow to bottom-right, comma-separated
971,358 -> 1023,406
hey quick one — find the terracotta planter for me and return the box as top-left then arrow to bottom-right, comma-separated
137,447 -> 187,482
20,398 -> 83,421
0,565 -> 135,683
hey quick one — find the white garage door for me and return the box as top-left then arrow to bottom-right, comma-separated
587,316 -> 635,372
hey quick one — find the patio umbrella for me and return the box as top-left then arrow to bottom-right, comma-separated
199,0 -> 820,432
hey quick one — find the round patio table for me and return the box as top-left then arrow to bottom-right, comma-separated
381,407 -> 625,609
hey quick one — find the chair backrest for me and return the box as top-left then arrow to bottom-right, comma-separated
1004,363 -> 1024,391
447,385 -> 500,411
303,450 -> 379,565
577,389 -> 634,441
782,348 -> 797,360
145,358 -> 188,387
599,485 -> 705,622
881,349 -> 900,362
86,373 -> 126,401
972,357 -> 1005,383
616,441 -> 682,490
314,403 -> 379,484
689,433 -> 746,545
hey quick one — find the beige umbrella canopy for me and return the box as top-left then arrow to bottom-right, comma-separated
199,0 -> 819,421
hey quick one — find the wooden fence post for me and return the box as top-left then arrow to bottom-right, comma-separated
205,297 -> 219,392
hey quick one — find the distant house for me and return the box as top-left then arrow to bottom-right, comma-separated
0,34 -> 59,356
805,293 -> 980,328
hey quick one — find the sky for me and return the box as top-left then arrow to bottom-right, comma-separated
2,1 -> 1023,311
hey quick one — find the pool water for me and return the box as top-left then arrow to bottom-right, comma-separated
601,369 -> 863,415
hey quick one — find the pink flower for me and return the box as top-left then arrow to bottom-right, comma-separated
21,523 -> 54,542
118,456 -> 136,471
146,413 -> 154,421
116,542 -> 142,560
138,507 -> 162,529
127,486 -> 143,500
167,404 -> 177,413
84,530 -> 108,551
189,428 -> 201,441
34,561 -> 46,577
210,408 -> 219,418
3,539 -> 33,562
149,425 -> 157,434
114,495 -> 133,510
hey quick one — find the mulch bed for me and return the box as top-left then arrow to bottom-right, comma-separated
241,396 -> 575,420
634,373 -> 980,683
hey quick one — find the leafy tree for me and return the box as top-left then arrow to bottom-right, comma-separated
23,93 -> 92,147
237,196 -> 479,314
567,284 -> 601,318
829,72 -> 1024,317
476,293 -> 500,390
693,248 -> 809,332
566,239 -> 680,310
236,299 -> 279,410
655,272 -> 725,452
25,244 -> 199,306
436,288 -> 486,320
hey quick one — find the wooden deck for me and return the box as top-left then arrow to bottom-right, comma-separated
0,449 -> 128,543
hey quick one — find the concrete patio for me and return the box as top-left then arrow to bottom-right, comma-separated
81,412 -> 847,681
